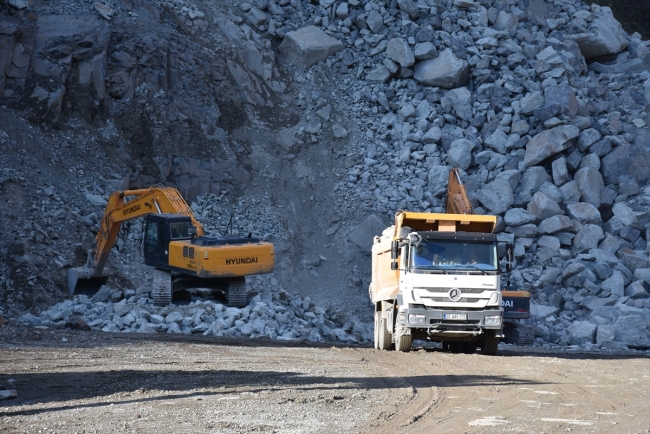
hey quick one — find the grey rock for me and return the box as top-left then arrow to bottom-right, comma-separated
493,11 -> 519,31
625,281 -> 649,299
568,320 -> 596,345
527,191 -> 564,221
165,311 -> 184,323
427,165 -> 452,197
366,10 -> 384,33
552,157 -> 569,186
91,285 -> 112,303
566,203 -> 602,225
422,126 -> 442,144
577,128 -> 602,153
619,249 -> 650,272
574,168 -> 604,206
515,166 -> 552,205
476,179 -> 514,215
366,65 -> 391,83
279,26 -> 344,71
519,92 -> 545,116
524,125 -> 579,166
602,271 -> 625,297
601,139 -> 650,187
386,38 -> 415,68
538,215 -> 573,234
414,49 -> 470,89
544,86 -> 579,117
560,181 -> 582,205
445,139 -> 475,170
149,314 -> 165,325
573,224 -> 604,254
397,0 -> 419,20
414,42 -> 437,60
504,208 -> 536,226
568,8 -> 628,59
350,214 -> 387,252
612,314 -> 650,348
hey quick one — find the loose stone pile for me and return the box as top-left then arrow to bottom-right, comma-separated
19,276 -> 372,344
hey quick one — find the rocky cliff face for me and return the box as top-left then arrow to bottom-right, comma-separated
2,0 -> 650,350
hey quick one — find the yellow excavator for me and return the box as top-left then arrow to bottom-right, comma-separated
447,168 -> 534,345
68,187 -> 274,307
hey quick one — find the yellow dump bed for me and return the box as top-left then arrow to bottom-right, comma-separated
392,210 -> 497,238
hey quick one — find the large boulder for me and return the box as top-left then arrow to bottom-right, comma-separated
601,133 -> 650,186
612,313 -> 650,349
279,26 -> 344,71
413,49 -> 470,89
566,202 -> 602,225
568,320 -> 597,345
524,125 -> 579,166
527,191 -> 564,221
574,168 -> 604,206
476,179 -> 514,215
350,214 -> 387,253
445,139 -> 475,170
573,224 -> 604,254
568,7 -> 628,59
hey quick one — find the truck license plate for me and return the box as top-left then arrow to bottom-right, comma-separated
444,313 -> 467,320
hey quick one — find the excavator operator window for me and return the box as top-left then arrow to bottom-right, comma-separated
169,222 -> 190,239
145,221 -> 160,254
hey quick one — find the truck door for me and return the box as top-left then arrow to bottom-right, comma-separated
143,216 -> 168,268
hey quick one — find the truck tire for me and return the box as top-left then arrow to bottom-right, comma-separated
373,311 -> 380,350
395,325 -> 412,352
379,316 -> 394,351
481,330 -> 499,356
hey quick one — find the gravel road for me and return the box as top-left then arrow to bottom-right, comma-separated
1,327 -> 649,434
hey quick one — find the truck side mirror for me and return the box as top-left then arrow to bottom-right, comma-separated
390,240 -> 399,270
391,240 -> 399,260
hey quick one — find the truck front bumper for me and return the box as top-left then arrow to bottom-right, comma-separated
399,306 -> 503,336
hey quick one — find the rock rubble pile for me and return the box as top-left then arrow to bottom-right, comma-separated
18,277 -> 372,344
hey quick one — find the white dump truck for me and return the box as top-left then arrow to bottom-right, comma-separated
369,170 -> 509,355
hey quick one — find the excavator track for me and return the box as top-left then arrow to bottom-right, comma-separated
503,321 -> 535,346
153,268 -> 172,307
227,277 -> 247,307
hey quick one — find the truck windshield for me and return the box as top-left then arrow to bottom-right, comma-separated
411,239 -> 498,271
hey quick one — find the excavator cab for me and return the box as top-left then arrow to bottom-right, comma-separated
143,214 -> 193,269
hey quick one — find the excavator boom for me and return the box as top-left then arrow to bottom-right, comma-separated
446,168 -> 474,215
68,187 -> 205,295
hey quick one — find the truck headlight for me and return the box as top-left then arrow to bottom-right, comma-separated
408,314 -> 426,325
484,315 -> 501,327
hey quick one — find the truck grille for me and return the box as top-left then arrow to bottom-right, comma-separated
183,246 -> 195,259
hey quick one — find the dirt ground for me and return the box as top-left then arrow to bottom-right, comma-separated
0,328 -> 649,434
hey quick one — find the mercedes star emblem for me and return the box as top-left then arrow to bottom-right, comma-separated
448,288 -> 462,302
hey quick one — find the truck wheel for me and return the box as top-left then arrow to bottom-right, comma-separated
395,325 -> 412,352
373,311 -> 380,350
379,317 -> 394,351
481,330 -> 499,356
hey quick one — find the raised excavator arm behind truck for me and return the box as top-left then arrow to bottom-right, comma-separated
446,169 -> 534,345
68,187 -> 274,307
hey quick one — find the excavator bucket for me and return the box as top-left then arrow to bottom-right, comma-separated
67,267 -> 109,297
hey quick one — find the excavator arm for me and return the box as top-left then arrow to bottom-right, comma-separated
68,187 -> 205,295
446,168 -> 474,215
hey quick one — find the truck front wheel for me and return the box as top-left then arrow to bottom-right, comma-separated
373,311 -> 380,349
481,330 -> 499,356
395,325 -> 412,352
378,315 -> 394,351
